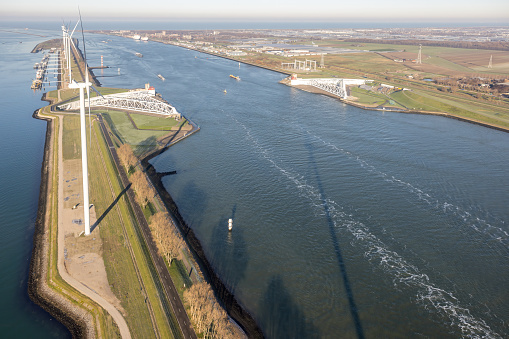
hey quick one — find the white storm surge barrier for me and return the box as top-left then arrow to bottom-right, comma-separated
290,78 -> 370,99
59,90 -> 181,118
310,79 -> 347,99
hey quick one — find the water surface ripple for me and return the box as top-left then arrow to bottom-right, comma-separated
87,33 -> 509,338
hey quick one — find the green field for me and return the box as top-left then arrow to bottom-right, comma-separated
349,87 -> 387,106
100,111 -> 169,152
62,114 -> 81,160
130,113 -> 190,130
89,116 -> 179,338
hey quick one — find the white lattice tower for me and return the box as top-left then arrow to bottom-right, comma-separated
417,45 -> 422,64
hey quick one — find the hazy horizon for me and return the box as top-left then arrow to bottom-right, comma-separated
2,19 -> 509,32
2,0 -> 508,27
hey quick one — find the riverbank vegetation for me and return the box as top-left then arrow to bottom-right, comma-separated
114,124 -> 245,338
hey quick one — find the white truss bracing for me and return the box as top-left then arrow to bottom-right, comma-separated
58,90 -> 181,118
310,79 -> 347,99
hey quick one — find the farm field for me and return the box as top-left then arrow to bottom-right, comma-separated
260,40 -> 509,130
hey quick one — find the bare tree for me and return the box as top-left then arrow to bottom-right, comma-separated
130,171 -> 154,208
150,211 -> 182,265
183,282 -> 237,338
117,143 -> 137,172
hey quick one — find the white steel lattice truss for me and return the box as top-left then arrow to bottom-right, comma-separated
58,90 -> 181,118
310,79 -> 347,99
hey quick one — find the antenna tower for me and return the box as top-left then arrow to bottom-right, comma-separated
320,53 -> 325,68
417,45 -> 422,64
488,55 -> 493,69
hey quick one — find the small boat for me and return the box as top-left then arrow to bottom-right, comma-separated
158,74 -> 165,81
228,219 -> 233,231
135,52 -> 143,58
31,79 -> 42,89
224,89 -> 227,94
229,74 -> 240,80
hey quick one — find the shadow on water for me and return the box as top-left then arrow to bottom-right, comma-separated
260,275 -> 320,339
210,204 -> 248,295
178,180 -> 208,232
90,183 -> 131,233
305,138 -> 365,339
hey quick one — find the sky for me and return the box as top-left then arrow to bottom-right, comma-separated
2,0 -> 509,24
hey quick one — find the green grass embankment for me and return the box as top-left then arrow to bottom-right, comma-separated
89,116 -> 177,338
37,110 -> 120,338
60,113 -> 179,338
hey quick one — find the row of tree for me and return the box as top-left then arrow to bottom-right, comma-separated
119,143 -> 237,337
184,282 -> 237,338
149,211 -> 182,265
118,144 -> 154,208
118,143 -> 138,173
119,144 -> 181,262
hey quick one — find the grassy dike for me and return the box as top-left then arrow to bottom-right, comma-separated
30,104 -> 121,338
28,36 -> 197,338
31,90 -> 186,338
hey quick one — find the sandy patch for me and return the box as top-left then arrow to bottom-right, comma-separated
62,158 -> 124,314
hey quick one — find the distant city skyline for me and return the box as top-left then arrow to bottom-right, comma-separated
2,0 -> 509,24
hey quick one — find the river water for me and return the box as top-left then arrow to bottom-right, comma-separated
2,25 -> 508,338
0,28 -> 69,337
87,34 -> 509,338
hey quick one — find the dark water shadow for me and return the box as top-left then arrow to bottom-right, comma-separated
90,183 -> 130,233
178,180 -> 208,232
260,275 -> 320,339
209,204 -> 248,295
305,138 -> 365,339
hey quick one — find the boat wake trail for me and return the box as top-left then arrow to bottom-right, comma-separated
306,131 -> 509,249
227,112 -> 502,338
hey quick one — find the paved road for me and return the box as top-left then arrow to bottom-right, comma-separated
97,115 -> 197,339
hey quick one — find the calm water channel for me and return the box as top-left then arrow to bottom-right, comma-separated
1,25 -> 508,338
0,28 -> 69,337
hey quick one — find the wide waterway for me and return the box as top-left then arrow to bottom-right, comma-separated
86,34 -> 509,338
2,24 -> 508,338
0,28 -> 69,337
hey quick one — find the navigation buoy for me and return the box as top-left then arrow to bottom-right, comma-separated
228,218 -> 233,231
